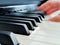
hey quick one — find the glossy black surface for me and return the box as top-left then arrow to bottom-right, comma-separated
0,16 -> 37,27
0,31 -> 19,45
0,19 -> 34,30
0,14 -> 41,22
0,21 -> 30,35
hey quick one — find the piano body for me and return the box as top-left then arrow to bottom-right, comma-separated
1,0 -> 60,45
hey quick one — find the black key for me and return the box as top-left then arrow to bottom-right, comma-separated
0,21 -> 30,35
21,12 -> 45,21
23,13 -> 43,21
0,31 -> 19,45
23,19 -> 37,27
39,15 -> 44,21
9,18 -> 37,27
16,13 -> 45,21
14,14 -> 41,22
25,11 -> 46,19
17,11 -> 46,21
0,17 -> 37,27
0,14 -> 41,22
0,19 -> 34,30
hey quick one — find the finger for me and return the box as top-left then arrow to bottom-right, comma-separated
45,2 -> 58,12
37,1 -> 51,11
46,7 -> 58,15
37,1 -> 58,12
58,3 -> 60,10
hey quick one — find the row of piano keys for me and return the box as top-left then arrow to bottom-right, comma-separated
0,0 -> 47,45
0,11 -> 46,45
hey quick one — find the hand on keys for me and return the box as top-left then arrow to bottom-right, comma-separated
37,0 -> 60,22
37,0 -> 60,15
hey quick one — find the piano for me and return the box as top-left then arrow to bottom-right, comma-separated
0,31 -> 19,45
0,0 -> 50,45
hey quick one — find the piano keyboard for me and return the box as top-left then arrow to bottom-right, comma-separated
0,8 -> 47,45
0,12 -> 60,45
0,9 -> 47,44
0,0 -> 50,45
0,8 -> 60,45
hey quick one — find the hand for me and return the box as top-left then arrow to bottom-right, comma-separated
37,0 -> 60,15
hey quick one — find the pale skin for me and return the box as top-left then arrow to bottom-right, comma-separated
37,0 -> 60,22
